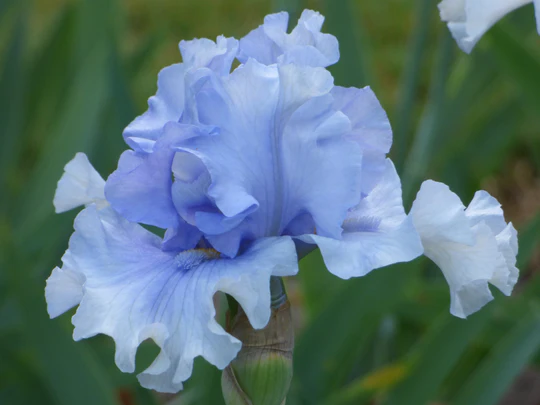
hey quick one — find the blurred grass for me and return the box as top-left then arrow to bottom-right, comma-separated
1,0 -> 540,404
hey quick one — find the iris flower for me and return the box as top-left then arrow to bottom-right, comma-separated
46,10 -> 518,393
439,0 -> 540,53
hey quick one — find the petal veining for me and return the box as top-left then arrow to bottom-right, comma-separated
48,205 -> 297,393
174,60 -> 363,257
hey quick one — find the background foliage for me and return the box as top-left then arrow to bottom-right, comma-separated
1,0 -> 540,404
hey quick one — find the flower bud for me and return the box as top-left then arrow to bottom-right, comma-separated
222,284 -> 294,405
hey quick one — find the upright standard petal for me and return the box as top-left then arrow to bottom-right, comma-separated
48,205 -> 298,393
331,86 -> 393,195
299,159 -> 423,279
439,0 -> 534,53
238,9 -> 339,67
124,36 -> 238,152
410,181 -> 519,318
53,153 -> 106,213
174,60 -> 363,257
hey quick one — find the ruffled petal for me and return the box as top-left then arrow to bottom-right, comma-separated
49,205 -> 297,393
410,180 -> 519,318
123,64 -> 187,153
106,124 -> 202,249
465,190 -> 519,295
53,153 -> 106,213
179,36 -> 239,76
439,0 -> 532,53
175,60 -> 363,256
238,9 -> 339,67
45,255 -> 85,318
124,37 -> 238,153
299,159 -> 423,279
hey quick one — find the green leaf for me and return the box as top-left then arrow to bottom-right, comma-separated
0,11 -> 26,210
393,0 -> 435,172
488,23 -> 540,115
517,212 -> 540,270
323,0 -> 374,88
0,0 -> 18,23
14,41 -> 110,243
402,31 -> 454,205
452,310 -> 540,405
297,249 -> 347,316
272,0 -> 302,19
4,247 -> 120,405
294,261 -> 418,402
22,6 -> 78,157
382,309 -> 492,405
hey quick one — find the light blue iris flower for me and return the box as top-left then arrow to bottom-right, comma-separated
46,9 -> 518,393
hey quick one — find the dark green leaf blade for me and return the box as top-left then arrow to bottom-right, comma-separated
452,310 -> 540,405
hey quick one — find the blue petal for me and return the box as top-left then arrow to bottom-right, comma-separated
174,60 -> 363,256
106,123 -> 202,248
123,63 -> 187,153
332,85 -> 392,195
124,36 -> 238,153
238,9 -> 339,67
47,205 -> 298,393
300,159 -> 423,279
179,36 -> 239,76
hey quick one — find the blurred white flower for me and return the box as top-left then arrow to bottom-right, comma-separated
439,0 -> 540,53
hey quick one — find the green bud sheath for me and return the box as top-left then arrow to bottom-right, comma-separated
222,279 -> 294,405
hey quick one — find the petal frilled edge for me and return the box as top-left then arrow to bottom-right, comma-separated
105,124 -> 202,249
123,63 -> 187,153
238,9 -> 339,67
465,190 -> 519,295
299,159 -> 423,279
46,205 -> 298,393
53,153 -> 106,213
123,36 -> 239,153
46,256 -> 85,318
410,180 -> 519,318
174,60 -> 363,257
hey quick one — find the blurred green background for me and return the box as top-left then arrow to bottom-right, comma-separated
1,0 -> 540,404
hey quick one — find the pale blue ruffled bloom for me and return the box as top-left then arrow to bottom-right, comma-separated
46,9 -> 518,394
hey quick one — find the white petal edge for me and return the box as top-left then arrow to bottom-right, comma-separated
53,153 -> 106,213
48,205 -> 298,393
410,180 -> 519,318
45,255 -> 85,318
